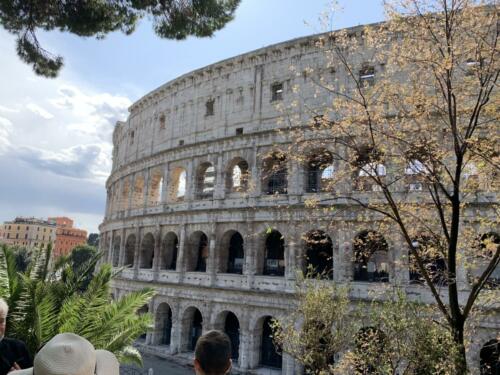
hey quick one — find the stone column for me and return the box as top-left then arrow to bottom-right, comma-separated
152,226 -> 162,281
287,160 -> 302,195
107,231 -> 114,264
186,159 -> 195,201
244,230 -> 258,289
161,162 -> 169,204
238,315 -> 251,370
119,228 -> 126,266
285,238 -> 298,282
250,147 -> 261,197
208,232 -> 217,285
143,169 -> 150,209
177,225 -> 187,282
127,175 -> 134,212
169,302 -> 181,354
214,154 -> 225,200
133,226 -> 141,277
145,299 -> 154,345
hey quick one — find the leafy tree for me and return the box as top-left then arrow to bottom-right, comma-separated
87,233 -> 99,247
0,0 -> 241,77
273,278 -> 459,374
279,1 -> 498,372
0,243 -> 154,365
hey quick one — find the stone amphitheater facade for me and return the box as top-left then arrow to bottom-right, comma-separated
99,25 -> 499,374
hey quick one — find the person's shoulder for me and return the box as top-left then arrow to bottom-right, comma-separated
2,337 -> 28,349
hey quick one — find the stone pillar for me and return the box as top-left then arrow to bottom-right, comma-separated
287,160 -> 302,195
250,147 -> 261,197
285,238 -> 298,282
283,353 -> 297,375
337,225 -> 352,283
214,154 -> 225,200
169,302 -> 181,354
107,231 -> 114,264
208,232 -> 217,285
119,228 -> 126,266
177,225 -> 187,282
161,162 -> 169,204
127,175 -> 134,212
152,226 -> 161,280
186,159 -> 195,201
244,230 -> 258,289
145,299 -> 154,345
133,227 -> 141,277
143,169 -> 150,209
238,315 -> 251,370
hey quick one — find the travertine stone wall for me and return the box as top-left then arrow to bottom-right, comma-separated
100,25 -> 499,374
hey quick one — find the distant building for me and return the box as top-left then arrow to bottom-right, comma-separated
48,217 -> 87,257
0,217 -> 56,249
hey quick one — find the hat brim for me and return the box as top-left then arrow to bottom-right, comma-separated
95,349 -> 120,375
8,369 -> 33,375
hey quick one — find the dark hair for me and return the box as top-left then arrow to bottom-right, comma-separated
195,330 -> 232,375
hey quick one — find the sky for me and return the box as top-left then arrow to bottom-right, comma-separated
0,0 -> 385,234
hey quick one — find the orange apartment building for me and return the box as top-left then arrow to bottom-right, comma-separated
48,217 -> 87,257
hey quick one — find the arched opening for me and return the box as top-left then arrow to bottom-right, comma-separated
224,312 -> 240,361
263,230 -> 285,276
112,236 -> 121,267
480,339 -> 500,375
305,149 -> 335,193
140,233 -> 155,269
120,179 -> 130,210
353,231 -> 389,282
187,232 -> 208,272
137,304 -> 149,341
189,309 -> 203,351
409,235 -> 447,286
354,145 -> 385,191
354,327 -> 387,373
196,162 -> 215,199
148,169 -> 163,206
124,234 -> 136,267
262,152 -> 288,195
132,175 -> 145,208
226,158 -> 249,193
169,167 -> 187,202
226,232 -> 244,274
160,232 -> 178,270
304,230 -> 333,279
474,232 -> 500,288
260,316 -> 282,368
155,303 -> 172,346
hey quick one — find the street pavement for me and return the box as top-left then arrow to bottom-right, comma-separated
121,353 -> 192,375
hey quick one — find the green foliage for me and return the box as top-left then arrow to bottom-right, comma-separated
87,233 -> 99,247
0,0 -> 241,77
0,243 -> 154,366
273,278 -> 460,374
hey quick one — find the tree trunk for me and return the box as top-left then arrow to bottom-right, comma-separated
452,320 -> 467,374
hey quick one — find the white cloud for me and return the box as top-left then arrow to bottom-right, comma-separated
0,105 -> 19,114
26,103 -> 55,120
0,116 -> 12,152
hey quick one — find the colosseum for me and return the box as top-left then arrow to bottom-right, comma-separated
99,24 -> 499,374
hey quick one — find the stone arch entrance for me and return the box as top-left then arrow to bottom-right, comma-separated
260,316 -> 282,369
160,232 -> 178,270
263,230 -> 285,276
219,230 -> 244,274
304,230 -> 333,279
181,307 -> 203,352
155,303 -> 172,346
140,233 -> 155,269
125,234 -> 136,267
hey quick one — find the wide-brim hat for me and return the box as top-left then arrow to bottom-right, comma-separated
11,333 -> 119,375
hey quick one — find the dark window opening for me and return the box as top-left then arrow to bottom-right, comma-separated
189,310 -> 203,351
225,313 -> 240,361
235,127 -> 243,135
261,317 -> 282,368
264,231 -> 285,276
227,233 -> 244,274
195,234 -> 209,272
353,231 -> 389,282
263,153 -> 287,195
206,99 -> 215,116
305,230 -> 333,279
306,151 -> 334,193
409,235 -> 447,286
359,66 -> 375,86
480,339 -> 500,375
271,83 -> 283,102
178,140 -> 184,146
160,306 -> 172,346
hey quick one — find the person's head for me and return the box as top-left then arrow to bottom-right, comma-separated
0,298 -> 8,340
10,333 -> 119,375
194,330 -> 232,375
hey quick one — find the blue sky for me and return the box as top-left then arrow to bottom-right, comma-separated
0,1 -> 385,233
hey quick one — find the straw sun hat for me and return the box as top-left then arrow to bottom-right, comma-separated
11,333 -> 119,375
